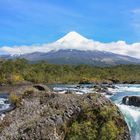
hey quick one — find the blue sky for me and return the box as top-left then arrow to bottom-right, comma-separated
0,0 -> 140,46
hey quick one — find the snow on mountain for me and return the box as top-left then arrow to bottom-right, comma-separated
51,31 -> 94,51
56,31 -> 89,43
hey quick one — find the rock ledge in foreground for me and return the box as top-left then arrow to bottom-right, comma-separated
0,85 -> 130,140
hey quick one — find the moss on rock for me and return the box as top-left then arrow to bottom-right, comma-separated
65,94 -> 128,140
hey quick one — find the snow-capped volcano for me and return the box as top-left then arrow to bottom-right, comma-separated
0,31 -> 140,59
1,31 -> 140,66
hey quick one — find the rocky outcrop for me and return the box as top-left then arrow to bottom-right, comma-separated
0,85 -> 130,140
122,96 -> 140,107
93,85 -> 114,95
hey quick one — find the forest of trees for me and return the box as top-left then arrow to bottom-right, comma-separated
0,58 -> 140,84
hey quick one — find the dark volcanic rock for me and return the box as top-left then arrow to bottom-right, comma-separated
122,96 -> 140,107
0,85 -> 130,140
33,84 -> 51,92
65,90 -> 75,94
110,79 -> 121,84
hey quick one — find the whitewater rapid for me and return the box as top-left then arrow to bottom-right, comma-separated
0,94 -> 11,120
109,84 -> 140,140
0,98 -> 10,111
118,104 -> 140,140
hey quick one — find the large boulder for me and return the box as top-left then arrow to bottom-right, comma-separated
122,96 -> 140,107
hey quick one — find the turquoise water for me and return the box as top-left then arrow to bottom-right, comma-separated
110,84 -> 140,140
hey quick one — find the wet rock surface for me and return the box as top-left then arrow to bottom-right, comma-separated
0,85 -> 130,140
122,96 -> 140,107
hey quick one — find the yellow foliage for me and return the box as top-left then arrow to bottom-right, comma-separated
11,73 -> 24,82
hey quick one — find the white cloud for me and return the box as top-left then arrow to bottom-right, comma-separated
0,31 -> 140,59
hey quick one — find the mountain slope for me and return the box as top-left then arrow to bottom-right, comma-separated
17,49 -> 140,66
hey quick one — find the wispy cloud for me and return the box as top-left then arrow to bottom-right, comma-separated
131,8 -> 140,34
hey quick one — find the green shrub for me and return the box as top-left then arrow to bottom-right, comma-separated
66,120 -> 97,140
100,121 -> 119,140
9,93 -> 21,107
65,101 -> 125,140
